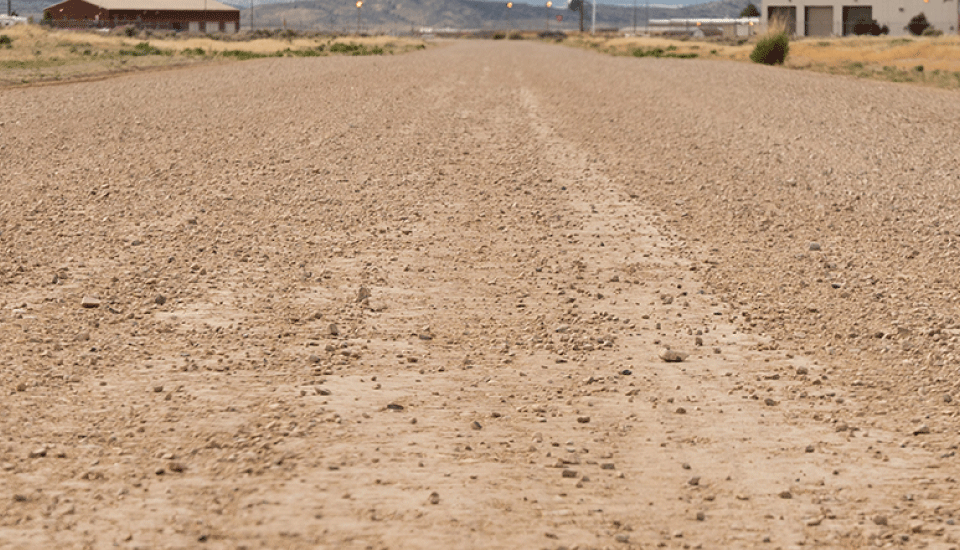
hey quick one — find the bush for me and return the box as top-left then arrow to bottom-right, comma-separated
492,32 -> 505,40
750,32 -> 789,65
905,13 -> 930,35
508,32 -> 523,40
853,19 -> 883,36
740,2 -> 760,17
922,27 -> 943,36
119,42 -> 166,56
0,34 -> 11,48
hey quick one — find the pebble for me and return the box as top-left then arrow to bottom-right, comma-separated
659,348 -> 688,362
357,286 -> 371,302
154,294 -> 166,305
779,490 -> 792,499
688,476 -> 700,486
764,397 -> 778,406
696,511 -> 706,521
428,491 -> 440,505
913,425 -> 931,435
81,296 -> 101,309
873,515 -> 888,526
614,533 -> 630,543
471,421 -> 482,430
809,242 -> 821,251
576,416 -> 590,423
562,469 -> 578,478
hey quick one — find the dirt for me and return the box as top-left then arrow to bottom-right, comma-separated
1,41 -> 959,549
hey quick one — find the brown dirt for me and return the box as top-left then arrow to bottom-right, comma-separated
1,41 -> 959,549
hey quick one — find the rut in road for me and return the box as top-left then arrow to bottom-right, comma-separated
0,41 -> 958,550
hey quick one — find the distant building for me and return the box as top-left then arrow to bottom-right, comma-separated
644,17 -> 759,38
42,0 -> 240,32
1,14 -> 29,26
761,0 -> 958,36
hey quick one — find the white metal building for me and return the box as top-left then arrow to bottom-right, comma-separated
761,0 -> 958,36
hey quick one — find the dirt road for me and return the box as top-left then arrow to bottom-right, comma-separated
2,41 -> 959,549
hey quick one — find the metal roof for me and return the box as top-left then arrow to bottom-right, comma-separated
53,0 -> 239,11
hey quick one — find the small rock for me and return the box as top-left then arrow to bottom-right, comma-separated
15,382 -> 26,392
914,425 -> 931,435
28,447 -> 47,459
577,416 -> 590,423
659,348 -> 688,362
81,296 -> 101,309
386,403 -> 404,411
809,242 -> 822,251
805,444 -> 815,453
873,515 -> 888,526
153,385 -> 164,393
779,490 -> 792,499
696,511 -> 706,521
688,476 -> 700,486
356,286 -> 371,302
428,491 -> 440,505
764,397 -> 778,406
154,294 -> 166,306
471,421 -> 483,430
601,463 -> 615,470
327,323 -> 340,336
675,407 -> 687,414
614,533 -> 630,543
168,462 -> 186,473
562,469 -> 578,478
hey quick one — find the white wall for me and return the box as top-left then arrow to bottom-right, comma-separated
762,0 -> 958,36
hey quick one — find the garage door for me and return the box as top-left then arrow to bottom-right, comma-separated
842,6 -> 872,35
805,6 -> 833,36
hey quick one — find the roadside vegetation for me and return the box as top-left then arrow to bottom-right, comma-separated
567,32 -> 960,90
0,25 -> 427,87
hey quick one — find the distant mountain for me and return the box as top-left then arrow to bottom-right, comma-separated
8,0 -> 749,30
239,0 -> 750,33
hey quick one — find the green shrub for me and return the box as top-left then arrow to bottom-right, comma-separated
508,32 -> 523,40
905,13 -> 930,35
119,42 -> 167,56
182,47 -> 206,55
492,32 -> 506,40
221,49 -> 269,60
0,34 -> 12,48
329,42 -> 361,53
922,27 -> 942,36
750,32 -> 789,65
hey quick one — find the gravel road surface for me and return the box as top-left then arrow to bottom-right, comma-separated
2,41 -> 960,549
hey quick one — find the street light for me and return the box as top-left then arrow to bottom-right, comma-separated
506,2 -> 512,30
356,0 -> 362,35
545,0 -> 552,31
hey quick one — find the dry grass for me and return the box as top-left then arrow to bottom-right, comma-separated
0,25 -> 427,87
563,31 -> 960,90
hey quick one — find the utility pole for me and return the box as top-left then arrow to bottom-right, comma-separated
356,0 -> 362,35
633,0 -> 637,34
250,0 -> 253,30
578,0 -> 583,32
545,0 -> 551,31
590,0 -> 595,34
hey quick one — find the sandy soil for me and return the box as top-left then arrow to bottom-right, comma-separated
1,41 -> 959,549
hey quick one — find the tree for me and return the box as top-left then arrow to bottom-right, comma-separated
568,0 -> 584,31
905,12 -> 930,35
740,3 -> 760,17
